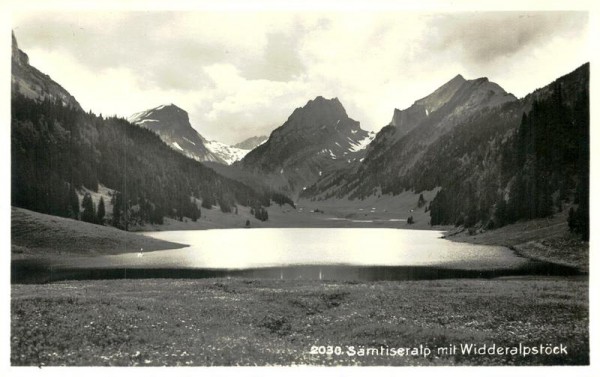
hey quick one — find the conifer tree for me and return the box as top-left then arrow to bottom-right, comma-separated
81,193 -> 96,223
112,193 -> 122,228
97,197 -> 105,224
417,193 -> 426,208
68,186 -> 80,219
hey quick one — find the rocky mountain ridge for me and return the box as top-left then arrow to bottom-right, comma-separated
128,104 -> 260,165
233,136 -> 268,150
239,96 -> 375,196
302,73 -> 519,200
11,32 -> 81,110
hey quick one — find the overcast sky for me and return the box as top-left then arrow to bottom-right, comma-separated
12,11 -> 589,144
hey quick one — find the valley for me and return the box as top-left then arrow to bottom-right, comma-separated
10,28 -> 589,243
10,29 -> 589,284
10,28 -> 590,275
8,14 -> 591,369
132,189 -> 440,231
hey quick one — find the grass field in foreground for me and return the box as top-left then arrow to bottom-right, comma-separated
11,277 -> 588,366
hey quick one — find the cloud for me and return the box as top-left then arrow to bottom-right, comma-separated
14,12 -> 273,90
240,31 -> 306,81
430,12 -> 588,67
12,11 -> 589,144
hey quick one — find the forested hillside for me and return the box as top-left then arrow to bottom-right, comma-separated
11,94 -> 285,229
303,64 -> 589,240
416,65 -> 588,239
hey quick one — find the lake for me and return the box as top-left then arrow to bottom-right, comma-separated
12,228 -> 581,283
130,228 -> 525,269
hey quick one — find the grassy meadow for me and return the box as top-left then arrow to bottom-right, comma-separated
11,277 -> 588,366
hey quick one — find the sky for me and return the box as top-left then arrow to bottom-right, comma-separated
11,10 -> 590,144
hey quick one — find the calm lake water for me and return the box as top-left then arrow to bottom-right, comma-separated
127,228 -> 526,270
13,228 -> 580,283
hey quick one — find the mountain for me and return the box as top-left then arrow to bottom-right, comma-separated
390,74 -> 515,138
366,74 -> 517,174
11,32 -> 81,110
11,35 -> 286,229
304,64 -> 589,238
425,64 -> 589,237
128,104 -> 222,163
239,96 -> 375,196
128,104 -> 254,165
233,136 -> 268,150
303,74 -> 517,200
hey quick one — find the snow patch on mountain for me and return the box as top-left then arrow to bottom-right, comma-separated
204,140 -> 252,165
349,131 -> 376,152
128,108 -> 159,124
128,103 -> 267,165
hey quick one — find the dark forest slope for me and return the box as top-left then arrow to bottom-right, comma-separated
10,34 -> 292,228
11,94 -> 279,228
303,64 -> 589,239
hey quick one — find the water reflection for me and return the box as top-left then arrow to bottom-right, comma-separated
115,228 -> 531,270
12,262 -> 581,284
10,229 -> 584,284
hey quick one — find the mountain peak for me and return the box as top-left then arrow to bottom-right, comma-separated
291,96 -> 348,125
240,95 -> 371,196
434,73 -> 467,94
154,103 -> 187,113
11,31 -> 81,109
128,104 -> 233,164
129,103 -> 190,126
312,95 -> 340,103
390,73 -> 514,137
11,31 -> 29,66
128,103 -> 256,165
306,96 -> 342,108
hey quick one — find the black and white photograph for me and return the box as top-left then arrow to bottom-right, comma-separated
4,0 -> 596,373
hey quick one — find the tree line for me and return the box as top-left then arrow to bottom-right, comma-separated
427,78 -> 589,240
303,64 -> 589,240
11,93 -> 293,229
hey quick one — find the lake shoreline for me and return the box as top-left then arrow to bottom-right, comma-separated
12,260 -> 583,285
11,207 -> 187,260
444,210 -> 588,273
13,227 -> 551,283
124,202 -> 589,275
12,206 -> 586,283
